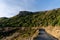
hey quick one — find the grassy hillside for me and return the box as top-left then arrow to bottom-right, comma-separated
0,8 -> 60,40
0,8 -> 60,27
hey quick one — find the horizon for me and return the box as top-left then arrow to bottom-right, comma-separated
0,0 -> 60,17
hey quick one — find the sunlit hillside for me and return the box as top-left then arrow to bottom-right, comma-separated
0,8 -> 60,40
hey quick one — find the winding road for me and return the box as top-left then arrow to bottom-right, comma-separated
34,29 -> 58,40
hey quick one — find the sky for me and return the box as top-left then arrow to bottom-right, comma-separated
0,0 -> 60,17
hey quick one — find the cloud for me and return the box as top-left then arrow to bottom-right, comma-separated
0,1 -> 15,17
1,0 -> 60,17
17,0 -> 36,11
0,0 -> 36,17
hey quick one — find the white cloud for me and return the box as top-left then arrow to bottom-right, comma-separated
15,0 -> 36,11
0,0 -> 23,17
0,0 -> 36,17
0,0 -> 7,17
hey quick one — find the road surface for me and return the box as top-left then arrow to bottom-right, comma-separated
34,29 -> 58,40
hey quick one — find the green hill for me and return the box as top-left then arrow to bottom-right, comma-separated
0,8 -> 60,40
0,8 -> 60,27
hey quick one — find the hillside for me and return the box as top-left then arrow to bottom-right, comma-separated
0,8 -> 60,40
0,8 -> 60,27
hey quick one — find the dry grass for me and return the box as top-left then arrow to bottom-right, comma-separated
1,26 -> 60,40
43,26 -> 60,40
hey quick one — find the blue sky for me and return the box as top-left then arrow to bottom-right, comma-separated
0,0 -> 60,17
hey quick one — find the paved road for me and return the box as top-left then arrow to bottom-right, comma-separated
34,29 -> 58,40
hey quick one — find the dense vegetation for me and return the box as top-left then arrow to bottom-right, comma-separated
0,8 -> 60,27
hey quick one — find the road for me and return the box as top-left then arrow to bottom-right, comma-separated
34,29 -> 58,40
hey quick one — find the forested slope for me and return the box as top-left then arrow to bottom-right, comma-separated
0,8 -> 60,27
